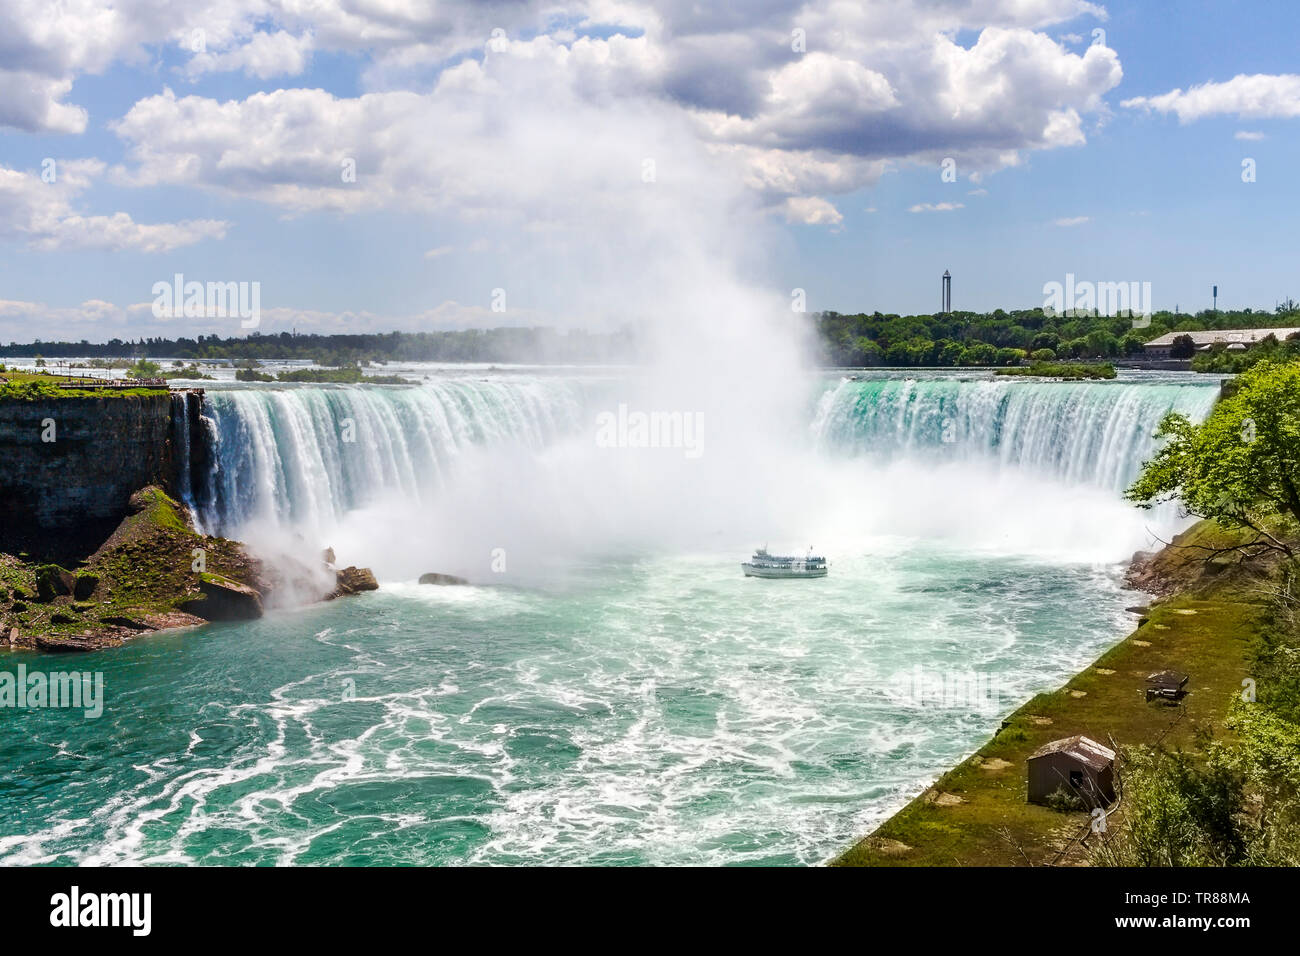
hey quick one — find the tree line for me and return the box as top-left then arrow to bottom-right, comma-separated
816,305 -> 1300,367
4,303 -> 1298,367
0,327 -> 638,365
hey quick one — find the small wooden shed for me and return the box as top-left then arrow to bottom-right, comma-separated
1027,735 -> 1116,808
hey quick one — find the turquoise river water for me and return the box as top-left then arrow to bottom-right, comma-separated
0,369 -> 1220,865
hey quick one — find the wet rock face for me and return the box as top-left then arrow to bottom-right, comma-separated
73,573 -> 99,600
36,633 -> 124,652
0,394 -> 175,545
418,572 -> 469,586
180,574 -> 265,621
329,566 -> 379,599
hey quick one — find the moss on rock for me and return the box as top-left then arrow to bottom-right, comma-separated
2,485 -> 267,651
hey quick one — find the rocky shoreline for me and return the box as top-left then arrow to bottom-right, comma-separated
0,485 -> 378,653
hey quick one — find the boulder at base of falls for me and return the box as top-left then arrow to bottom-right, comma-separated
328,566 -> 379,599
35,564 -> 77,602
419,572 -> 469,586
2,485 -> 269,651
73,572 -> 99,600
180,573 -> 265,621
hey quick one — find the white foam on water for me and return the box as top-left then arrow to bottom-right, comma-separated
0,370 -> 1224,866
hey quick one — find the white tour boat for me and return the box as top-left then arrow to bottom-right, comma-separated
741,547 -> 828,579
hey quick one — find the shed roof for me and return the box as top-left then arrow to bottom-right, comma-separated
1027,735 -> 1115,771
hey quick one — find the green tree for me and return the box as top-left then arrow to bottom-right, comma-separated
127,358 -> 162,379
1061,337 -> 1089,358
851,336 -> 881,366
969,342 -> 1000,365
1169,333 -> 1196,359
1031,332 -> 1060,353
1121,332 -> 1147,355
938,340 -> 965,366
1127,361 -> 1300,555
1085,328 -> 1119,357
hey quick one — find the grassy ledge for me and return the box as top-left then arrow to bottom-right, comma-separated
0,487 -> 263,650
0,370 -> 169,400
833,520 -> 1268,866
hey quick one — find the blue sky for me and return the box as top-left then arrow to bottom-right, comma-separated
791,0 -> 1300,316
1,0 -> 1298,342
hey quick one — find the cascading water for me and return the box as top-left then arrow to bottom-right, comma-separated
169,369 -> 1225,585
5,368 -> 1231,866
186,372 -> 1217,552
810,375 -> 1218,492
170,391 -> 195,512
191,377 -> 592,537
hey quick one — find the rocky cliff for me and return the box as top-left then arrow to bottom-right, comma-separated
0,392 -> 194,555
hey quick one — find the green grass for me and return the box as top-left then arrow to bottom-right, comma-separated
0,370 -> 169,400
0,486 -> 261,644
235,367 -> 414,385
833,520 -> 1269,866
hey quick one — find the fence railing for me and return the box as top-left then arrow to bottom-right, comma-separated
54,378 -> 169,388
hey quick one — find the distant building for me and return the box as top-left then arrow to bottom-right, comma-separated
942,270 -> 951,314
1143,327 -> 1300,360
1026,735 -> 1116,808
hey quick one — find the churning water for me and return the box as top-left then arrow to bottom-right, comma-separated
0,369 -> 1219,865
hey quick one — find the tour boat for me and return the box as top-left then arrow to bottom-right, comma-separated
741,547 -> 828,579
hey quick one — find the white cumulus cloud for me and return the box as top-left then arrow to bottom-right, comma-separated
0,160 -> 228,252
1122,74 -> 1300,123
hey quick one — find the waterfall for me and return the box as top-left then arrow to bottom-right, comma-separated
170,390 -> 201,515
190,378 -> 590,536
809,376 -> 1218,493
181,373 -> 1220,555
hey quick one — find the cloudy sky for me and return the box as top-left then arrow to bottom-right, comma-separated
1,0 -> 1298,342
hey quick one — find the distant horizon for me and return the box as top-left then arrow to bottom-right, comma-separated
5,1 -> 1300,341
4,301 -> 1300,351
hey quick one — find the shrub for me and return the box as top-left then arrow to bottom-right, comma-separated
127,358 -> 162,379
1043,785 -> 1086,814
